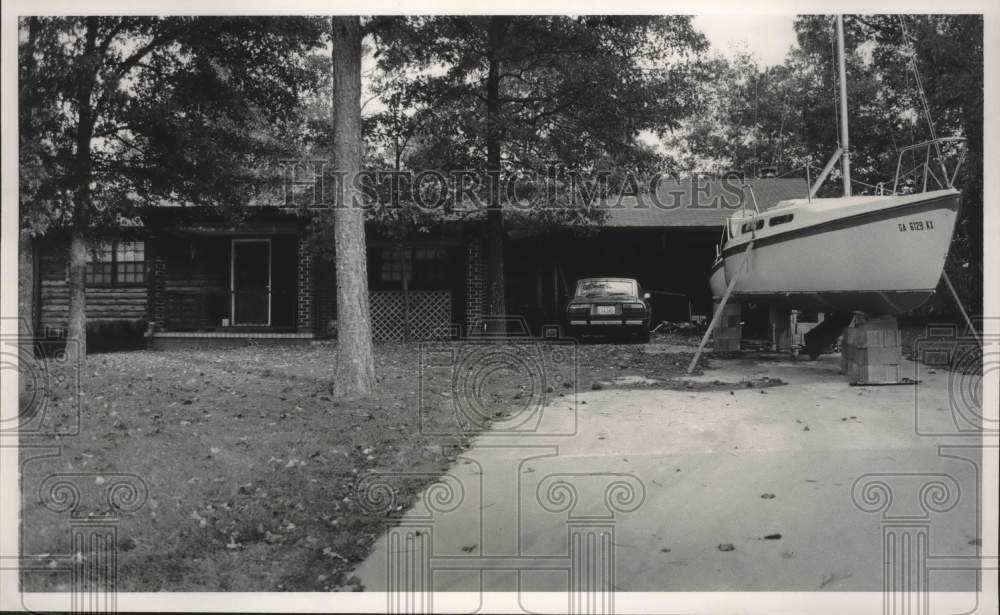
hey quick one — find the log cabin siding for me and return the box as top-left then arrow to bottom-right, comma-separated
37,237 -> 150,332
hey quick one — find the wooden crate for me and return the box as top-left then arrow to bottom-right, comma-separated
842,314 -> 903,384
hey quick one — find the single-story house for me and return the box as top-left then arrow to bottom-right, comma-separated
26,178 -> 808,350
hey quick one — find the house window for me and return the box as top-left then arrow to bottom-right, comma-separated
380,247 -> 412,283
86,240 -> 146,286
85,242 -> 115,285
379,246 -> 448,289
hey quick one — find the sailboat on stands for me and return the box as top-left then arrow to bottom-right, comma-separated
696,15 -> 964,367
708,15 -> 962,317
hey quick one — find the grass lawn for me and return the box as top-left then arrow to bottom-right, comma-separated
20,335 -> 713,592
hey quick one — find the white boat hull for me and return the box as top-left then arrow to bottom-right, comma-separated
709,189 -> 960,315
709,264 -> 727,303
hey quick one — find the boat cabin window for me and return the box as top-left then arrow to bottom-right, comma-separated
769,214 -> 794,227
740,220 -> 764,234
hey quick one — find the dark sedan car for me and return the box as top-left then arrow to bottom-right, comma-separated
565,277 -> 652,342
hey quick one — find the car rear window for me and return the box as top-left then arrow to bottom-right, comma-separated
575,280 -> 635,298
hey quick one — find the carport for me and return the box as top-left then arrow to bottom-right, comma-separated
503,178 -> 808,333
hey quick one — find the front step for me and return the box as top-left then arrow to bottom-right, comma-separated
803,311 -> 854,359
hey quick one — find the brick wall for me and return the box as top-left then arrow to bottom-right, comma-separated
149,238 -> 168,329
465,238 -> 485,334
315,255 -> 336,338
296,234 -> 315,334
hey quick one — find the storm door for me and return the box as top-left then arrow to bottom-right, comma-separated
231,239 -> 271,325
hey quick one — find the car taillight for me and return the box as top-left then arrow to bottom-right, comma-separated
567,304 -> 591,313
623,302 -> 646,313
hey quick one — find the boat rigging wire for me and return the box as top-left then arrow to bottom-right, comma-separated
770,90 -> 791,169
897,15 -> 950,186
897,16 -> 938,143
897,17 -> 976,340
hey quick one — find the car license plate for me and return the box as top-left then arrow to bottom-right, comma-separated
596,305 -> 616,315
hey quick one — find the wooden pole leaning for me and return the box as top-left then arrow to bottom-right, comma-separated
687,240 -> 754,374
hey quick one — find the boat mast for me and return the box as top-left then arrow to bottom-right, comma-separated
836,14 -> 851,197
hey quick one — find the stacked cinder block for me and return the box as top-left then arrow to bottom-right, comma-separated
841,314 -> 902,384
713,302 -> 742,352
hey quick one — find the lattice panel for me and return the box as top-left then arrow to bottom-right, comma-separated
370,291 -> 452,343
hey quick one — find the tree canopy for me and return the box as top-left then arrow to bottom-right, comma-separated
19,16 -> 327,235
363,16 -> 709,316
664,15 -> 982,311
18,16 -> 327,357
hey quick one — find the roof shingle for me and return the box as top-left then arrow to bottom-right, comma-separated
599,178 -> 808,228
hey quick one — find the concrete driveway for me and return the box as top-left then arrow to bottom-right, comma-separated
352,350 -> 984,598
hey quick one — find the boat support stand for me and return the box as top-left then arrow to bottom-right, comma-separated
687,241 -> 754,375
942,270 -> 981,346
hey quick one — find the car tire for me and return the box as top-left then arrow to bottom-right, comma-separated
635,329 -> 650,344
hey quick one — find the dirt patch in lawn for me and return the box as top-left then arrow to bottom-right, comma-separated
19,336 -> 717,592
574,334 -> 785,392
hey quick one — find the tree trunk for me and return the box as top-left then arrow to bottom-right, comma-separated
401,243 -> 412,343
65,18 -> 99,364
19,18 -> 39,344
484,17 -> 508,332
66,231 -> 88,360
18,230 -> 35,340
331,16 -> 375,396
